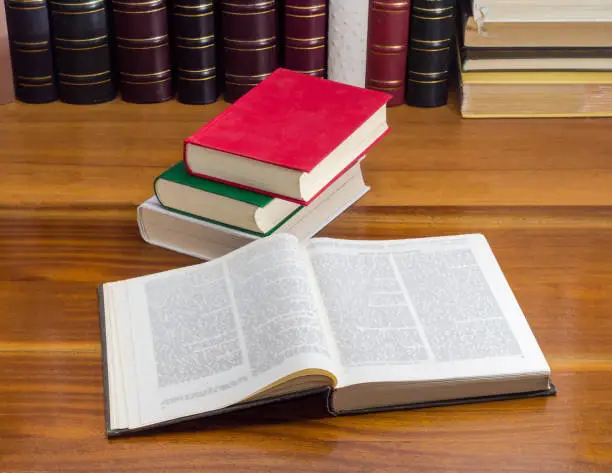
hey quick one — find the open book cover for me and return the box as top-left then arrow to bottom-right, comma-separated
99,234 -> 555,437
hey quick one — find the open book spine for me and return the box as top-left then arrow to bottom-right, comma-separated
173,0 -> 218,104
283,0 -> 327,78
366,0 -> 411,106
0,2 -> 15,104
405,0 -> 455,108
221,0 -> 277,103
50,0 -> 116,104
112,0 -> 173,103
5,0 -> 58,103
327,0 -> 368,87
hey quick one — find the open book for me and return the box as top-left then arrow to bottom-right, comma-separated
99,233 -> 554,436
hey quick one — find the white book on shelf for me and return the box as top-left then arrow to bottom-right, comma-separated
327,0 -> 369,88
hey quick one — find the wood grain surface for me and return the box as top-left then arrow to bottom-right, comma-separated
1,97 -> 611,472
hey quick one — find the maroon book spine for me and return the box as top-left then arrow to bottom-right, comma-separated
221,0 -> 277,103
112,0 -> 173,103
283,0 -> 327,77
365,0 -> 411,106
0,2 -> 14,104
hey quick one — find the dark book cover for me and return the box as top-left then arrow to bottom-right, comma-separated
221,0 -> 278,103
112,0 -> 173,103
172,0 -> 218,104
50,0 -> 116,104
366,0 -> 411,106
283,0 -> 327,78
5,0 -> 58,103
405,0 -> 455,108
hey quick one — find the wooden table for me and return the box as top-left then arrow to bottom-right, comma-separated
1,98 -> 611,472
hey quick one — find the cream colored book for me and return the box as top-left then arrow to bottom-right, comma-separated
460,70 -> 612,118
99,233 -> 554,436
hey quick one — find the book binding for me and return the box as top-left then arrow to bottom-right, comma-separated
112,0 -> 174,103
5,0 -> 58,103
283,0 -> 327,78
406,0 -> 455,108
173,0 -> 218,104
221,0 -> 278,103
50,0 -> 116,104
366,0 -> 411,106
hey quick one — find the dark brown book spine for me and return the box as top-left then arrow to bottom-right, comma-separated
283,0 -> 327,78
112,0 -> 173,103
50,0 -> 116,104
5,0 -> 58,103
173,0 -> 217,104
366,0 -> 411,107
0,1 -> 15,103
221,0 -> 277,103
405,0 -> 455,108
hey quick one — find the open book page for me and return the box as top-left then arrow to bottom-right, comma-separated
105,234 -> 339,430
306,234 -> 550,388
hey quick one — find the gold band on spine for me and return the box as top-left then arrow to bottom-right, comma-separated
17,75 -> 53,80
122,78 -> 172,85
120,69 -> 171,77
174,10 -> 212,16
285,36 -> 325,42
174,2 -> 213,7
55,35 -> 107,42
60,79 -> 112,86
18,82 -> 54,87
177,43 -> 214,49
117,43 -> 168,50
179,67 -> 216,73
224,45 -> 276,52
408,78 -> 447,84
412,14 -> 453,20
55,44 -> 107,50
223,8 -> 274,15
223,0 -> 273,6
59,71 -> 110,77
116,34 -> 168,41
114,6 -> 165,13
179,75 -> 217,81
53,7 -> 105,14
13,40 -> 49,46
285,44 -> 324,50
285,12 -> 324,18
225,72 -> 272,78
15,48 -> 49,52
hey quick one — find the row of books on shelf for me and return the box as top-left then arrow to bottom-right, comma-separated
140,68 -> 389,258
457,0 -> 612,117
0,0 -> 456,108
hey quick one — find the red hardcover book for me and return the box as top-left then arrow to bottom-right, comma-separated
283,0 -> 327,77
366,0 -> 411,106
184,68 -> 390,204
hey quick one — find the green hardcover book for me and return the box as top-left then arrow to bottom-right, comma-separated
154,162 -> 302,236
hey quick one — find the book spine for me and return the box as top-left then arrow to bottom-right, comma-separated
283,0 -> 327,78
173,0 -> 218,104
50,0 -> 116,104
0,1 -> 15,103
327,0 -> 368,87
112,0 -> 173,103
221,0 -> 277,103
366,0 -> 411,107
5,0 -> 58,103
405,0 -> 455,108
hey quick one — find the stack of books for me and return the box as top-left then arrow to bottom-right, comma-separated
458,0 -> 612,118
138,68 -> 391,260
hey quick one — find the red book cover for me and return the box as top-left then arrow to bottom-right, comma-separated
185,68 -> 390,173
366,0 -> 411,107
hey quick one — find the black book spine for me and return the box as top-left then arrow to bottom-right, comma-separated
406,0 -> 455,108
50,0 -> 116,104
5,0 -> 58,103
173,0 -> 218,104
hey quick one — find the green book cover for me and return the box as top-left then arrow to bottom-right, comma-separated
155,161 -> 274,208
154,162 -> 302,237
